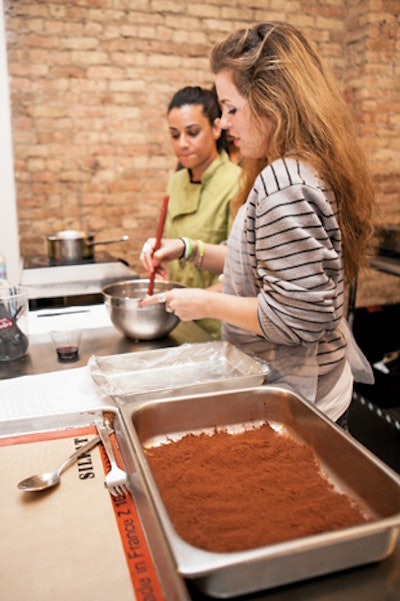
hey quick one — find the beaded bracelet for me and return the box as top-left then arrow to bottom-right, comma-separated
195,239 -> 205,270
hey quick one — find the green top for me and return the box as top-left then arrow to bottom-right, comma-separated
164,151 -> 241,338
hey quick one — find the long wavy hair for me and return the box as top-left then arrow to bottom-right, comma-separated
210,21 -> 376,282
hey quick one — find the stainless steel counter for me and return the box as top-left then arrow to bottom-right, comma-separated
21,257 -> 137,301
0,320 -> 211,380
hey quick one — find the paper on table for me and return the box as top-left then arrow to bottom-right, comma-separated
0,366 -> 106,422
0,433 -> 136,601
28,304 -> 113,335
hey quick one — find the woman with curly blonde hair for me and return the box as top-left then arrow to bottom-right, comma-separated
141,22 -> 375,423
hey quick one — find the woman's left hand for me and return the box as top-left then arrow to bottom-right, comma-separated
139,287 -> 210,321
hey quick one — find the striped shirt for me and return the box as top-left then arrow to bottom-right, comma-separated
222,157 -> 346,405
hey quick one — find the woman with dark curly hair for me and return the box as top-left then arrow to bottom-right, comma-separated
145,85 -> 241,337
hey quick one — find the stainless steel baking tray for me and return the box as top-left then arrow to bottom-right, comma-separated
119,386 -> 400,598
0,407 -> 192,601
88,341 -> 270,404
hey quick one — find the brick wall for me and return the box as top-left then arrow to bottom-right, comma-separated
342,0 -> 400,305
4,0 -> 400,305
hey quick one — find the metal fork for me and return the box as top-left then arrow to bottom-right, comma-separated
96,421 -> 129,497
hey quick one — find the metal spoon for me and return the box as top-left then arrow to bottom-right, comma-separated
17,434 -> 101,492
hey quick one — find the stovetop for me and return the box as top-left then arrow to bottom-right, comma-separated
21,253 -> 138,306
23,251 -> 124,269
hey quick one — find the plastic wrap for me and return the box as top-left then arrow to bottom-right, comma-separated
88,341 -> 270,403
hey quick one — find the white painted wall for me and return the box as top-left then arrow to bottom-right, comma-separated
0,0 -> 21,285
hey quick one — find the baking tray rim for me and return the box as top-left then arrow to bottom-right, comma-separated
171,518 -> 400,578
0,405 -> 118,437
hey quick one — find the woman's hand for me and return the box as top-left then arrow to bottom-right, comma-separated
140,237 -> 185,278
140,287 -> 263,336
139,287 -> 210,321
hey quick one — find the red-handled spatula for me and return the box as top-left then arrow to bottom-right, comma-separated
147,194 -> 170,297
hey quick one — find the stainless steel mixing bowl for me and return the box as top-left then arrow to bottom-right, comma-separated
102,279 -> 183,340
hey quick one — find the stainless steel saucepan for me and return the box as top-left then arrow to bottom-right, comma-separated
47,230 -> 129,262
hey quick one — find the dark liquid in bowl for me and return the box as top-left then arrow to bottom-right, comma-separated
56,345 -> 79,362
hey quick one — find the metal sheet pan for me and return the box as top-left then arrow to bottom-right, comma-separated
0,407 -> 192,601
89,341 -> 270,404
119,386 -> 400,598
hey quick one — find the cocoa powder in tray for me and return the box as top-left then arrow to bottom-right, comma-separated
144,421 -> 372,553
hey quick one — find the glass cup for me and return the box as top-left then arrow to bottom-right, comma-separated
50,329 -> 82,362
0,285 -> 29,361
